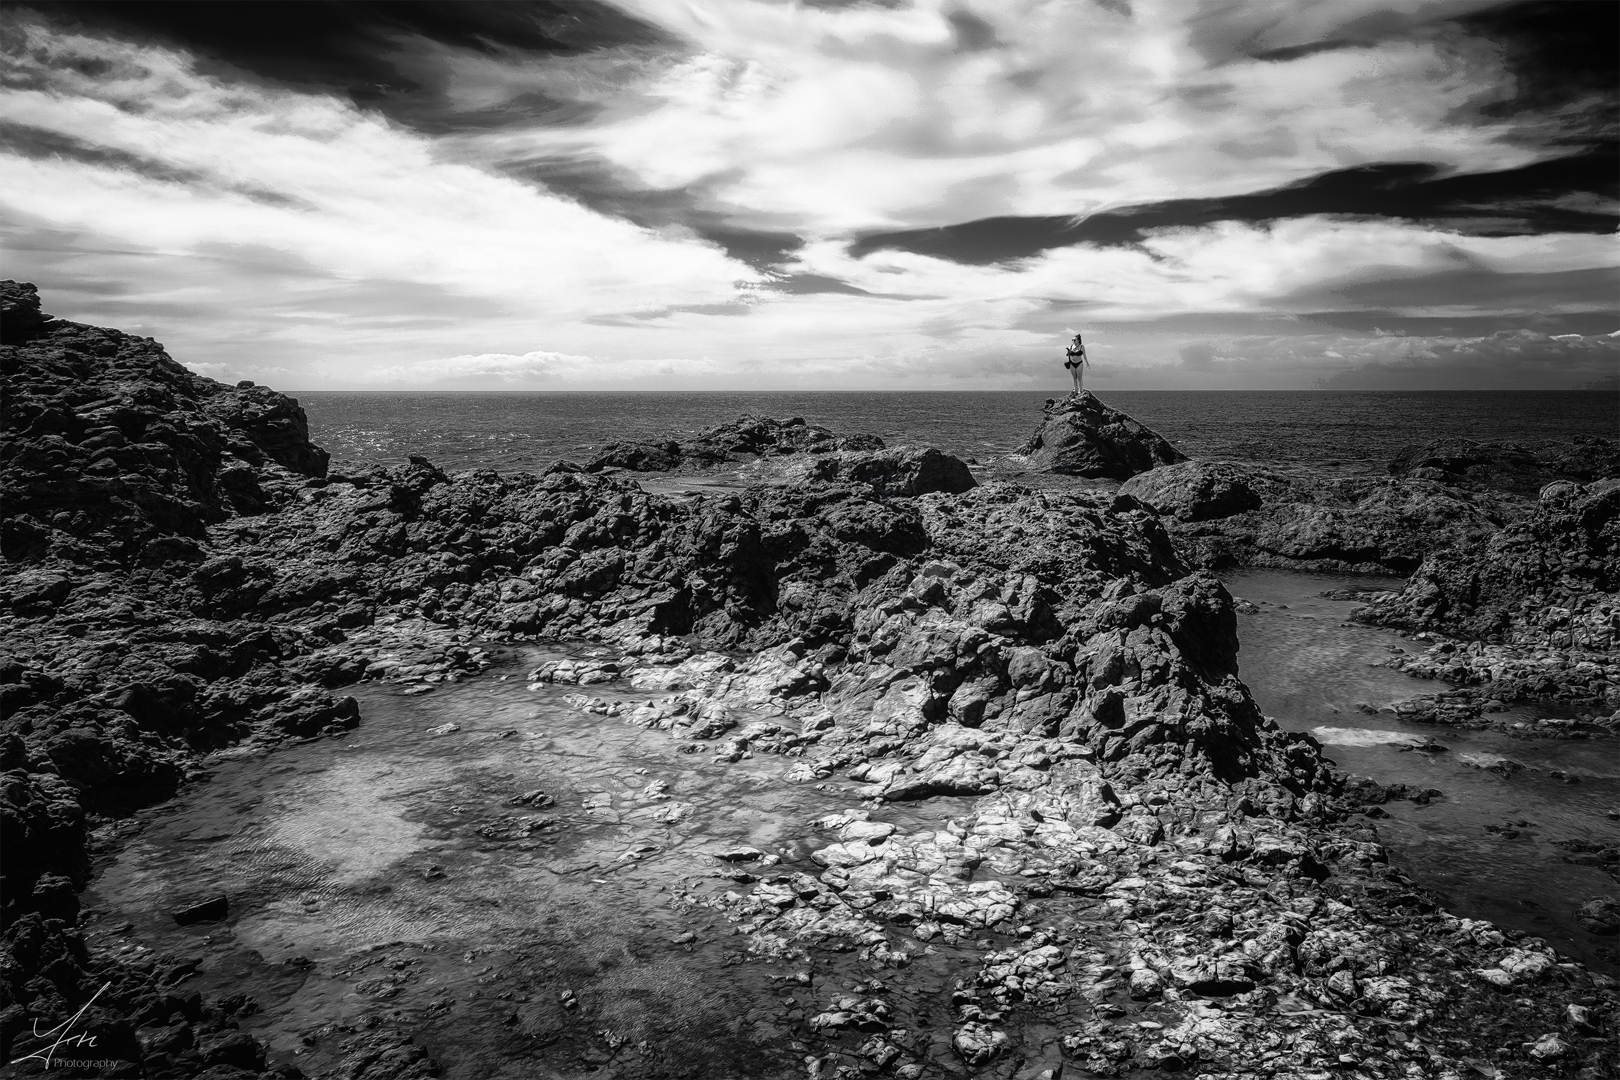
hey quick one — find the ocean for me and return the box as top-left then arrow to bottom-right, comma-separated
293,390 -> 1616,475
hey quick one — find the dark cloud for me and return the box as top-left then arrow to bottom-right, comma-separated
0,119 -> 207,185
764,274 -> 871,297
848,147 -> 1618,264
1285,266 -> 1620,316
13,1 -> 668,131
0,120 -> 311,207
947,10 -> 999,52
1295,310 -> 1618,338
502,159 -> 804,270
1457,0 -> 1619,122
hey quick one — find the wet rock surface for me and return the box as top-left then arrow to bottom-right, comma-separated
2,284 -> 1616,1077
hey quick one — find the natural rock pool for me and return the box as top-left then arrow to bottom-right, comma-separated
1223,570 -> 1618,971
82,647 -> 987,1078
80,574 -> 1616,1077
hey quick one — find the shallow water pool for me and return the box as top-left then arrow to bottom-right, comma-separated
1224,569 -> 1619,972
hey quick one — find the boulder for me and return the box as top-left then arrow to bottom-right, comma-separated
1017,391 -> 1185,479
1119,461 -> 1263,521
803,447 -> 977,497
586,440 -> 683,472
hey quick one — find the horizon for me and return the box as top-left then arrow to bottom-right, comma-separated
281,385 -> 1618,393
3,1 -> 1617,391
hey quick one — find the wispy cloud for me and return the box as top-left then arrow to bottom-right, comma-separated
0,1 -> 1613,390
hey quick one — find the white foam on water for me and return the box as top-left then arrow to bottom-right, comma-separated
1457,752 -> 1513,770
1310,726 -> 1430,747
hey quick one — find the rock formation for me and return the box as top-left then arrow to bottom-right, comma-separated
1389,436 -> 1620,497
1356,478 -> 1619,711
1,283 -> 1613,1078
587,414 -> 885,472
1119,460 -> 1514,575
1017,391 -> 1185,479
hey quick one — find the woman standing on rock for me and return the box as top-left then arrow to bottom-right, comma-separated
1064,332 -> 1088,393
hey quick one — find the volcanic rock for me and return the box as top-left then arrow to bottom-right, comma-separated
1125,460 -> 1510,575
1017,391 -> 1185,479
1119,460 -> 1263,521
587,414 -> 884,472
798,447 -> 977,497
1389,436 -> 1620,496
1,280 -> 52,343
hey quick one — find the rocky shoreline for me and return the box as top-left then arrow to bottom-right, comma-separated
2,281 -> 1614,1078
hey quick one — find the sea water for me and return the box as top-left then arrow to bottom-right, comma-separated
294,389 -> 1615,475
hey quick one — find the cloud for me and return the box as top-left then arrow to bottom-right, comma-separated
0,16 -> 757,364
1180,342 -> 1217,369
476,0 -> 1565,233
1310,328 -> 1620,389
0,2 -> 1613,392
358,349 -> 596,386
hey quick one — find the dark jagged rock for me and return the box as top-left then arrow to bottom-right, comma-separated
1123,460 -> 1511,575
1389,436 -> 1620,496
799,446 -> 977,497
585,438 -> 683,472
1,281 -> 327,565
1017,391 -> 1185,479
586,414 -> 884,472
0,281 -> 52,343
1363,479 -> 1618,639
1357,479 -> 1619,712
1118,460 -> 1263,521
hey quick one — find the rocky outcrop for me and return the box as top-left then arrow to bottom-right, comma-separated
0,280 -> 356,1073
794,446 -> 977,497
1356,479 -> 1619,711
0,280 -> 328,565
1017,391 -> 1186,479
1119,460 -> 1263,522
587,414 -> 884,472
0,281 -> 51,343
1121,460 -> 1512,575
1389,436 -> 1620,496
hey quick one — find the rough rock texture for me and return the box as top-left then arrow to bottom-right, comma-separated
2,285 -> 1615,1078
587,414 -> 885,472
794,447 -> 977,498
1121,460 -> 1513,576
1118,461 -> 1263,522
1017,391 -> 1186,479
1356,478 -> 1619,712
1389,437 -> 1620,496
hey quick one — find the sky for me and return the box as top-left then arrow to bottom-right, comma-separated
1,0 -> 1615,391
